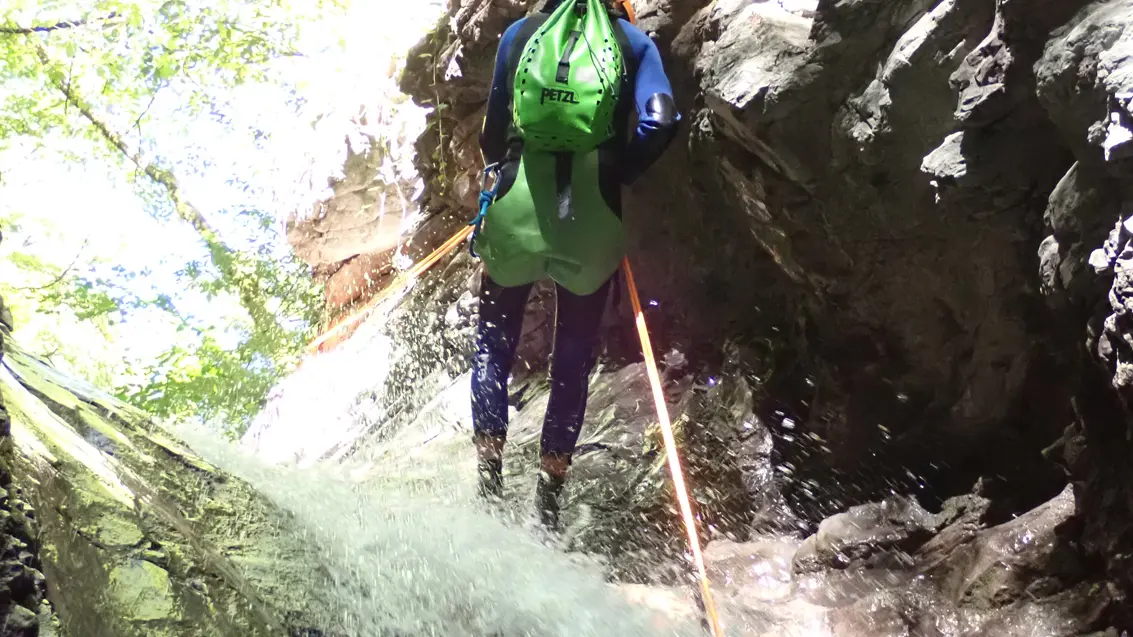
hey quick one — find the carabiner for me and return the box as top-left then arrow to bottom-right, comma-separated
470,163 -> 504,258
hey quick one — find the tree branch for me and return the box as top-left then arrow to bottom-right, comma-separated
0,13 -> 118,35
31,42 -> 280,337
133,89 -> 160,141
16,239 -> 88,292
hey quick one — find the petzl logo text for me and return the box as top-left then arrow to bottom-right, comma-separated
541,88 -> 580,105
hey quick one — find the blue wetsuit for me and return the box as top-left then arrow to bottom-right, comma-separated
472,9 -> 679,458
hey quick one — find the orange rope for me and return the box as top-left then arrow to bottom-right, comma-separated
618,0 -> 636,24
306,225 -> 474,354
623,258 -> 724,637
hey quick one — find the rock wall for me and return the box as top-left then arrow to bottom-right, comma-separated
371,0 -> 1133,629
281,1 -> 450,316
1036,0 -> 1133,622
0,328 -> 54,637
0,311 -> 356,635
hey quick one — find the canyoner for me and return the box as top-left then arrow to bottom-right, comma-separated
469,0 -> 679,531
302,0 -> 721,631
472,0 -> 720,630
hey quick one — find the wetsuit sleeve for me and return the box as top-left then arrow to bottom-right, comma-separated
621,23 -> 681,185
479,20 -> 525,165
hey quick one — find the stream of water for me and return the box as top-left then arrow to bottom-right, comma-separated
176,423 -> 701,637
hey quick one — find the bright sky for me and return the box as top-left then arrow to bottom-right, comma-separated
0,0 -> 448,387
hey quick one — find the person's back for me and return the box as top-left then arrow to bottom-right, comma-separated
470,0 -> 680,531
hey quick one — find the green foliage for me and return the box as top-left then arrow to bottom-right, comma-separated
0,210 -> 138,389
0,0 -> 336,434
121,210 -> 323,433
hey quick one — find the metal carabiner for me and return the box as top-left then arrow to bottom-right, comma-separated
469,163 -> 504,258
480,162 -> 502,196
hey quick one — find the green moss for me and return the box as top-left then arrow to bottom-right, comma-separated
90,512 -> 145,549
142,431 -> 219,474
1,335 -> 321,635
77,406 -> 137,451
108,559 -> 179,622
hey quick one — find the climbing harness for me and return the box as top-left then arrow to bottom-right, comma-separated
469,162 -> 502,258
623,258 -> 725,637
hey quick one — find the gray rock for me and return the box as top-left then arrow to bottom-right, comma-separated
2,604 -> 38,637
793,495 -> 941,573
1037,0 -> 1133,169
680,0 -> 819,186
1039,163 -> 1120,304
922,485 -> 1081,605
680,487 -> 1107,636
922,131 -> 969,187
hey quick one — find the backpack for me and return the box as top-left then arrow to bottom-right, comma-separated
510,0 -> 626,153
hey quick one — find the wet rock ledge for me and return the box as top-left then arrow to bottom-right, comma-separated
0,304 -> 343,636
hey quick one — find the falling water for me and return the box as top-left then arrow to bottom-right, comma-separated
175,423 -> 700,637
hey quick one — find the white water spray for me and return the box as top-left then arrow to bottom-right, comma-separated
176,424 -> 699,637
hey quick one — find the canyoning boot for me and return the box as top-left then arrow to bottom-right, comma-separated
474,434 -> 506,500
535,453 -> 570,531
535,471 -> 566,531
478,457 -> 504,500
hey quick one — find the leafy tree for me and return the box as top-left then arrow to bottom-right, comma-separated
0,0 -> 335,434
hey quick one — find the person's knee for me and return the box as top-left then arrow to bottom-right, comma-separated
550,337 -> 599,383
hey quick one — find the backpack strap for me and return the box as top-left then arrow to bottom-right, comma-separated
613,21 -> 638,93
603,20 -> 637,151
506,15 -> 548,101
502,15 -> 549,161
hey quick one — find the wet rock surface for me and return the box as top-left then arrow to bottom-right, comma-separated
0,319 -> 54,637
0,311 -> 354,635
632,485 -> 1114,636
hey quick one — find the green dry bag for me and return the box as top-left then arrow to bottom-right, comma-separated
511,0 -> 625,152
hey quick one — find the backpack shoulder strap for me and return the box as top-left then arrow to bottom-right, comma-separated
501,14 -> 550,159
609,19 -> 638,136
613,20 -> 638,86
506,14 -> 549,97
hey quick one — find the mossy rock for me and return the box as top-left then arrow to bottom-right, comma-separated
108,559 -> 179,622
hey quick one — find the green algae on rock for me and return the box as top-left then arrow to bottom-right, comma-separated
0,325 -> 342,636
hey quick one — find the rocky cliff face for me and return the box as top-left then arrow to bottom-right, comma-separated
299,0 -> 1133,631
0,313 -> 359,636
280,1 -> 450,316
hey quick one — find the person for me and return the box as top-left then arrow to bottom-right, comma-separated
470,0 -> 679,531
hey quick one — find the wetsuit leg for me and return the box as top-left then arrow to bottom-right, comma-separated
541,276 -> 613,457
472,273 -> 534,439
